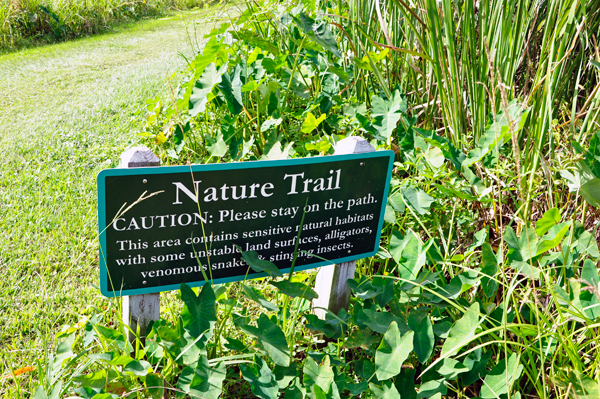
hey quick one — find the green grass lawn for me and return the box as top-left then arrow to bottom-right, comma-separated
0,6 -> 233,395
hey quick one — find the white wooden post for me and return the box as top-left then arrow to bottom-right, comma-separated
120,146 -> 161,341
312,137 -> 376,319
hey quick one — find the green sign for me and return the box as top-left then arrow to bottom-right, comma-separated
98,151 -> 394,297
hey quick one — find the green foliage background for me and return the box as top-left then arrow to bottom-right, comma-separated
0,0 -> 212,49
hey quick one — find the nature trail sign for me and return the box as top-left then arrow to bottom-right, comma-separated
98,149 -> 393,297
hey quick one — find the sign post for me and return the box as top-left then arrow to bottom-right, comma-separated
118,147 -> 161,341
312,137 -> 375,318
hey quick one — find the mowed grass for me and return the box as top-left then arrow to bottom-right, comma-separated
0,7 -> 230,395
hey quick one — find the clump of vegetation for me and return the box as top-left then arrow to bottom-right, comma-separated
6,0 -> 600,397
0,0 -> 213,49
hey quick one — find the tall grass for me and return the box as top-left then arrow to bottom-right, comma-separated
346,0 -> 600,221
0,0 -> 211,49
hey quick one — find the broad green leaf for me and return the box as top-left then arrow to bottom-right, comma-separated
481,243 -> 499,298
462,101 -> 528,167
328,65 -> 350,83
360,309 -> 409,335
284,377 -> 306,399
424,146 -> 445,169
389,230 -> 428,281
408,315 -> 434,363
369,380 -> 401,399
94,325 -> 130,352
293,13 -> 341,57
480,353 -> 523,399
387,191 -> 405,214
394,368 -> 416,399
401,186 -> 434,215
183,36 -> 224,100
536,208 -> 561,236
347,275 -> 383,300
270,280 -> 318,301
242,79 -> 260,93
305,139 -> 332,154
238,248 -> 283,277
301,112 -> 326,133
437,358 -> 469,380
146,373 -> 164,399
580,259 -> 600,320
242,284 -> 279,311
305,313 -> 347,339
504,226 -> 538,262
157,326 -> 205,365
371,90 -> 406,139
375,322 -> 414,380
172,127 -> 186,156
466,228 -> 488,253
73,369 -> 119,389
180,283 -> 217,339
189,63 -> 227,117
177,356 -> 227,399
580,178 -> 600,207
536,222 -> 570,255
88,352 -> 132,366
273,363 -> 297,390
462,349 -> 492,386
52,333 -> 74,374
434,183 -> 477,201
32,386 -> 48,399
512,260 -> 540,279
417,379 -> 447,398
217,65 -> 243,114
124,359 -> 151,376
239,314 -> 290,367
574,230 -> 600,258
343,328 -> 380,349
346,381 -> 368,396
206,132 -> 228,158
441,303 -> 480,357
233,29 -> 280,55
303,356 -> 334,394
552,370 -> 600,398
260,117 -> 283,132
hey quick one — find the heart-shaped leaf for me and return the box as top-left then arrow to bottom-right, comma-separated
239,314 -> 290,367
371,90 -> 406,139
401,186 -> 434,215
180,283 -> 216,339
408,315 -> 433,363
240,355 -> 279,399
375,322 -> 414,380
441,303 -> 480,357
303,356 -> 334,394
177,356 -> 226,399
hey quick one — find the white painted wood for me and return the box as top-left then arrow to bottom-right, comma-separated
120,146 -> 160,340
312,137 -> 376,319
